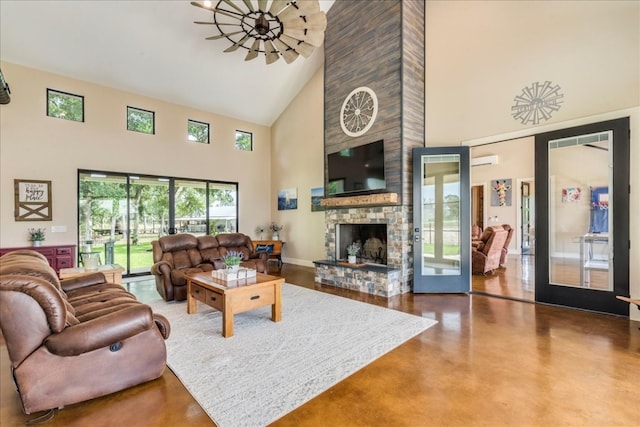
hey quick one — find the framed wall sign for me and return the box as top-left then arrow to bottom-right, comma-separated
14,179 -> 52,221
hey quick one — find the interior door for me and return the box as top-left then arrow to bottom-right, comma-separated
534,118 -> 629,315
413,147 -> 471,293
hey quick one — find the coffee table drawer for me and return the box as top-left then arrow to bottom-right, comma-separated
205,289 -> 224,311
190,284 -> 207,303
231,286 -> 275,313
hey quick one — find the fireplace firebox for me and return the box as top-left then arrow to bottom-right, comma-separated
337,223 -> 387,265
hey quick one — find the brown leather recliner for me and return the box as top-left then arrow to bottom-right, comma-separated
0,250 -> 170,415
472,226 -> 508,275
151,233 -> 268,302
150,233 -> 214,302
500,224 -> 514,266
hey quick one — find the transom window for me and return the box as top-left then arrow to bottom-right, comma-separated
47,89 -> 84,122
127,106 -> 155,134
235,130 -> 253,151
188,119 -> 210,144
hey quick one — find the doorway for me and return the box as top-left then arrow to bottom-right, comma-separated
520,180 -> 535,255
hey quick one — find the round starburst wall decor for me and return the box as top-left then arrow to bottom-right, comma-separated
340,87 -> 378,137
511,81 -> 564,125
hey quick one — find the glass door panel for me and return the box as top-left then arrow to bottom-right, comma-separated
129,176 -> 170,274
174,180 -> 207,236
78,172 -> 127,270
209,182 -> 238,234
548,131 -> 612,291
534,117 -> 629,315
413,147 -> 470,293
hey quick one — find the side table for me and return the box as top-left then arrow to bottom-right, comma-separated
59,264 -> 124,285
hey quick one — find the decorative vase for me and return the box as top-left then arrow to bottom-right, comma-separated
227,264 -> 240,272
32,240 -> 42,247
272,232 -> 279,241
348,255 -> 357,264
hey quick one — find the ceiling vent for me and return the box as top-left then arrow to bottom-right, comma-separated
471,155 -> 499,167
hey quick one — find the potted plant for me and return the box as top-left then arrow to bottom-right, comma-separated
270,222 -> 283,240
346,243 -> 359,264
223,250 -> 243,272
28,228 -> 46,247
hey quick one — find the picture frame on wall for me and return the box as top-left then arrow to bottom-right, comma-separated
278,188 -> 298,211
14,179 -> 52,221
311,187 -> 325,212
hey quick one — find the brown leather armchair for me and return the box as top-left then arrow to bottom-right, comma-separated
472,226 -> 508,275
151,233 -> 213,302
0,251 -> 170,416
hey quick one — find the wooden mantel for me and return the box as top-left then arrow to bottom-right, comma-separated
320,192 -> 399,207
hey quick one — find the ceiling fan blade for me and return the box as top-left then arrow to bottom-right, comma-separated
206,30 -> 244,40
273,38 -> 299,64
245,39 -> 261,61
264,40 -> 280,64
277,5 -> 300,22
195,21 -> 241,26
223,34 -> 251,51
283,28 -> 324,47
280,34 -> 316,57
269,0 -> 289,15
281,13 -> 326,31
291,0 -> 320,14
190,1 -> 214,11
257,0 -> 268,12
221,0 -> 245,14
213,8 -> 243,20
242,0 -> 255,12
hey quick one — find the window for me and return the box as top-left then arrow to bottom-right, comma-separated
235,130 -> 253,151
188,119 -> 210,144
47,89 -> 84,122
127,106 -> 155,134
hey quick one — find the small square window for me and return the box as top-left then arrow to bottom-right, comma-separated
47,89 -> 84,122
127,106 -> 155,134
188,119 -> 210,144
235,130 -> 253,151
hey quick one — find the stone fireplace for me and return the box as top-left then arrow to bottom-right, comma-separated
314,205 -> 413,297
315,1 -> 424,298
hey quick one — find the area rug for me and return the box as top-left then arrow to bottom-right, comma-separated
148,283 -> 437,427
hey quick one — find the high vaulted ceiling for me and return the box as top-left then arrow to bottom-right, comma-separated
0,0 -> 334,126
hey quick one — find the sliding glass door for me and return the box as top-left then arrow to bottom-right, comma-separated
78,170 -> 238,276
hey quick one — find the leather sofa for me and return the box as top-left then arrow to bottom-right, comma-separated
151,233 -> 268,301
472,226 -> 508,275
0,250 -> 170,415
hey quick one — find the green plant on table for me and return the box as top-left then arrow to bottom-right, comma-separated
223,250 -> 243,267
28,228 -> 46,241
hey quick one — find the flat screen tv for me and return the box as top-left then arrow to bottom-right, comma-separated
327,140 -> 386,196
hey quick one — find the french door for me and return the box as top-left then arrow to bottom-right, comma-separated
413,147 -> 471,293
78,170 -> 238,276
534,118 -> 629,314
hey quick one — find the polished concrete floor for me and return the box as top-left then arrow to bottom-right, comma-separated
2,263 -> 639,426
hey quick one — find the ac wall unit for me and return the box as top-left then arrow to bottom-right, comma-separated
471,155 -> 499,167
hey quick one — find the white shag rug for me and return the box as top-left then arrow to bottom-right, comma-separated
148,283 -> 437,427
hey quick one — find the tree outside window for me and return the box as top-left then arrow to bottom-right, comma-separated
127,106 -> 155,134
188,119 -> 210,144
47,89 -> 84,122
235,130 -> 253,151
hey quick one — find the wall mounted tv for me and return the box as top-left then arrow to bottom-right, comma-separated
327,139 -> 386,196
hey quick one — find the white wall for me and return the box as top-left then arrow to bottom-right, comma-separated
270,69 -> 326,266
0,62 -> 272,248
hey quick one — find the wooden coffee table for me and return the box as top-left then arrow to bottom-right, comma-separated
186,271 -> 284,338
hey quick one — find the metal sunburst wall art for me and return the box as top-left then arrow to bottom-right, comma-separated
511,81 -> 564,125
191,0 -> 327,65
